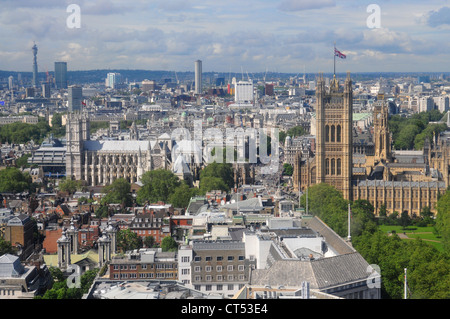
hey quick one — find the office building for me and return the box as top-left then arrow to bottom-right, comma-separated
54,62 -> 68,89
106,72 -> 123,89
234,80 -> 254,104
195,60 -> 202,95
68,85 -> 82,112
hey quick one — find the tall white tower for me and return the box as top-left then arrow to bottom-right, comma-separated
195,60 -> 202,95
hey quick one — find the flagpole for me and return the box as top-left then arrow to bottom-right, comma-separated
334,42 -> 336,77
347,203 -> 351,242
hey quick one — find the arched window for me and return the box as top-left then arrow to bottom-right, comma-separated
331,159 -> 335,175
326,159 -> 330,175
325,125 -> 330,142
331,125 -> 335,142
337,158 -> 342,175
336,125 -> 341,143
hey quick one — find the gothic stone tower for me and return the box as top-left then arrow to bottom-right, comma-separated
66,112 -> 90,181
372,95 -> 392,164
315,73 -> 353,200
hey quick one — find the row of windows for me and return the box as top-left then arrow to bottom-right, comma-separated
194,265 -> 245,272
194,255 -> 245,262
112,263 -> 175,270
357,189 -> 441,198
325,158 -> 342,176
113,272 -> 176,279
194,274 -> 246,282
325,125 -> 342,143
195,284 -> 245,291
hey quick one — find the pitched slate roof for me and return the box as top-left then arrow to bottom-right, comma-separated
250,252 -> 371,290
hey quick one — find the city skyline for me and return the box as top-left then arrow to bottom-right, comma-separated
2,1 -> 450,73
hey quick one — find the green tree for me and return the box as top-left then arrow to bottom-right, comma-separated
436,189 -> 450,256
58,178 -> 83,194
0,167 -> 32,193
15,154 -> 31,169
283,163 -> 293,176
102,178 -> 132,208
168,182 -> 199,208
116,229 -> 142,253
161,236 -> 178,252
199,162 -> 234,191
0,237 -> 16,255
136,169 -> 181,205
143,236 -> 156,248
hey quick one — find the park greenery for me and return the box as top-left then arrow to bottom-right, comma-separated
300,183 -> 450,299
388,110 -> 446,150
279,125 -> 307,144
34,267 -> 98,299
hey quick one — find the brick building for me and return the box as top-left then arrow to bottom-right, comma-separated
108,249 -> 177,281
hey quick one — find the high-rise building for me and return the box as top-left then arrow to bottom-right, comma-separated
68,85 -> 83,112
42,83 -> 51,98
106,72 -> 122,89
8,76 -> 13,91
32,43 -> 38,88
194,60 -> 202,95
54,62 -> 68,89
234,80 -> 254,104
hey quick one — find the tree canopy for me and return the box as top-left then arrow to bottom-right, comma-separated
136,169 -> 181,205
0,167 -> 32,193
101,178 -> 133,208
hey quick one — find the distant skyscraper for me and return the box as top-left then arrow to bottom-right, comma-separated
55,62 -> 68,89
32,43 -> 38,88
106,72 -> 122,89
8,76 -> 13,91
42,83 -> 51,98
195,60 -> 202,95
68,85 -> 83,112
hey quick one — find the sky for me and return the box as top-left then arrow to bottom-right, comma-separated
1,0 -> 450,74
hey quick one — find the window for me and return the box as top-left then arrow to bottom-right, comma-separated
227,265 -> 234,271
181,256 -> 190,263
326,159 -> 330,175
194,275 -> 201,281
217,284 -> 223,291
217,275 -> 223,281
337,158 -> 341,176
194,266 -> 201,272
238,265 -> 245,271
182,269 -> 190,275
205,256 -> 212,262
336,125 -> 341,142
217,265 -> 223,272
205,266 -> 212,272
205,285 -> 212,291
194,256 -> 201,262
331,158 -> 336,175
206,275 -> 212,282
331,125 -> 335,142
227,256 -> 234,261
325,125 -> 330,142
216,256 -> 223,261
228,284 -> 234,290
238,256 -> 245,261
